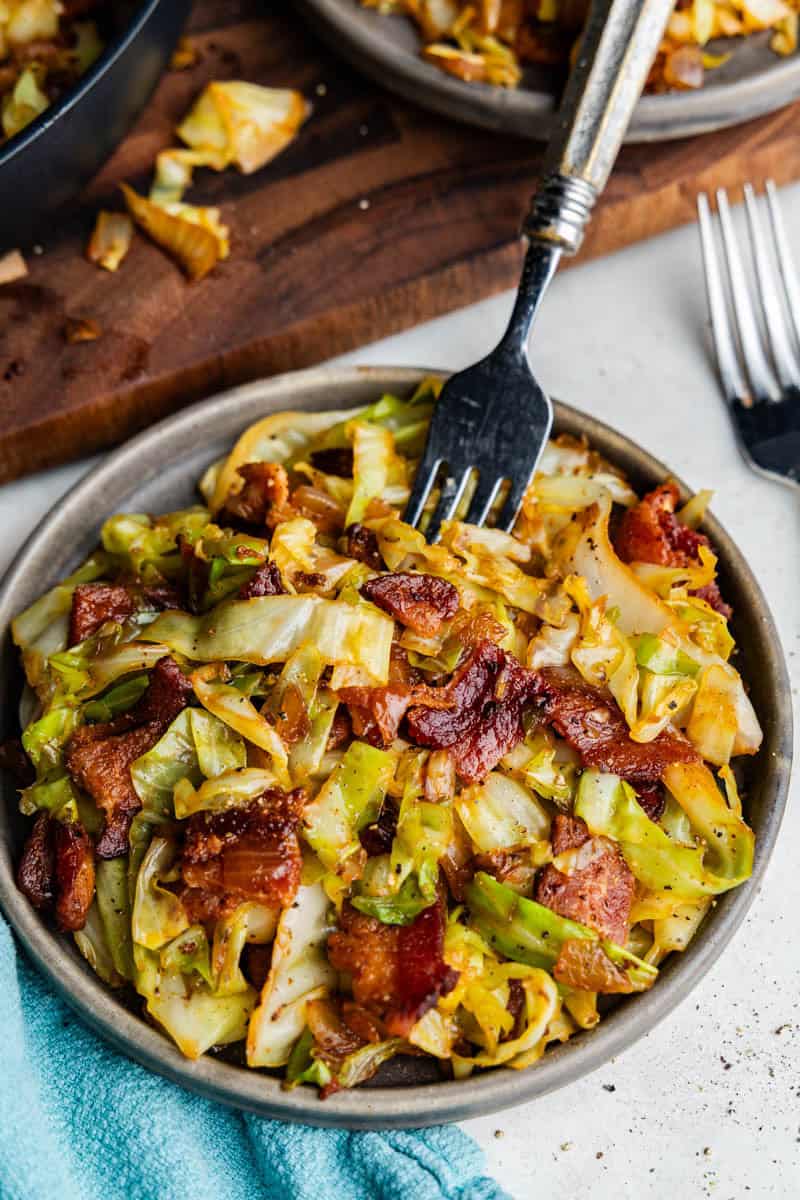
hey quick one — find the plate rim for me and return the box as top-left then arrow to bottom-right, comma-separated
298,0 -> 800,143
0,364 -> 792,1129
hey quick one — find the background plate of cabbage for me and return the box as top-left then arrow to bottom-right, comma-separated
299,0 -> 800,143
0,366 -> 790,1128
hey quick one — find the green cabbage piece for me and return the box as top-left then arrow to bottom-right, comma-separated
455,771 -> 549,853
101,508 -> 210,581
159,925 -> 214,987
82,673 -> 149,722
466,871 -> 656,993
247,882 -> 336,1068
574,767 -> 753,898
301,742 -> 395,874
96,857 -> 134,981
144,595 -> 394,684
352,861 -> 429,926
634,633 -> 700,677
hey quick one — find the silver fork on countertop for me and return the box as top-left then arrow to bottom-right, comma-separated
697,182 -> 800,488
404,0 -> 676,542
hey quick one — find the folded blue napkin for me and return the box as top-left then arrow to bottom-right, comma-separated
0,918 -> 511,1200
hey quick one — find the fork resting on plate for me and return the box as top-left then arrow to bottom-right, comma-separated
405,0 -> 676,542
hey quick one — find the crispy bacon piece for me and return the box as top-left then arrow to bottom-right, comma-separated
328,900 -> 457,1034
339,684 -> 415,747
345,523 -> 384,571
221,462 -> 290,528
386,899 -> 458,1036
67,723 -> 158,859
471,848 -> 535,895
310,447 -> 354,477
553,938 -> 635,995
238,560 -> 285,599
407,641 -> 540,782
531,665 -> 698,784
17,813 -> 95,932
360,572 -> 459,637
535,824 -> 634,944
634,781 -> 666,823
550,813 -> 591,856
69,584 -> 135,645
17,812 -> 55,911
66,656 -> 192,858
182,790 -> 304,909
272,682 -> 311,745
326,707 -> 352,752
342,1000 -> 386,1045
614,482 -> 731,618
53,821 -> 95,932
68,582 -> 180,645
328,906 -> 400,1009
359,797 -> 399,857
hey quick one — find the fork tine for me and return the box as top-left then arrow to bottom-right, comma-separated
404,448 -> 443,528
716,188 -> 781,402
424,467 -> 472,543
697,192 -> 750,405
496,473 -> 532,534
743,183 -> 800,390
765,179 -> 800,356
462,473 -> 503,528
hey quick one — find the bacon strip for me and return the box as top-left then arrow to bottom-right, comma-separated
407,641 -> 540,782
17,812 -> 95,932
181,789 -> 305,910
614,481 -> 731,618
530,665 -> 698,783
327,900 -> 457,1035
535,815 -> 634,944
66,656 -> 192,858
360,572 -> 459,637
69,582 -> 180,645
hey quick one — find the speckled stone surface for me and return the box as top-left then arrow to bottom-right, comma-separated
2,184 -> 798,1198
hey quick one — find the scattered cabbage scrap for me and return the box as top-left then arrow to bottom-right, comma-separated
5,383 -> 761,1101
121,184 -> 228,282
87,212 -> 135,273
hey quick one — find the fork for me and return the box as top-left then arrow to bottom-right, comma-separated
404,0 -> 676,542
697,182 -> 800,488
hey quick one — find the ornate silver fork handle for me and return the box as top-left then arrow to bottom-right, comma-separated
406,0 -> 675,539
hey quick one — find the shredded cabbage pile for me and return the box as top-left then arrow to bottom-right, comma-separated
364,0 -> 799,93
4,379 -> 760,1097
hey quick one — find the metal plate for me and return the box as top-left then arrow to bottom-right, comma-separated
0,365 -> 791,1129
298,0 -> 800,143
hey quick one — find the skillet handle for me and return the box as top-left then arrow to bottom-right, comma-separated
523,0 -> 674,255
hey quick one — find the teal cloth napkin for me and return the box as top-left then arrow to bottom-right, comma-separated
0,918 -> 511,1200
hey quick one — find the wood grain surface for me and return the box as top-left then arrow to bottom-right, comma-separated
2,0 -> 800,484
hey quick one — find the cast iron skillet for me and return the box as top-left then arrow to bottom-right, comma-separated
0,366 -> 791,1129
0,0 -> 192,251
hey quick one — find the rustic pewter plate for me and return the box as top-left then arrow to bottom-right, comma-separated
298,0 -> 800,143
0,366 -> 791,1130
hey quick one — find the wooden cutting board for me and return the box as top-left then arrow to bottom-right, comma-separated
3,0 -> 800,485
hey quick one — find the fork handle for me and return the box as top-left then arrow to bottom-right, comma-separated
523,0 -> 673,255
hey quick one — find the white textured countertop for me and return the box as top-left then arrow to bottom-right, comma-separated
2,186 -> 798,1200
